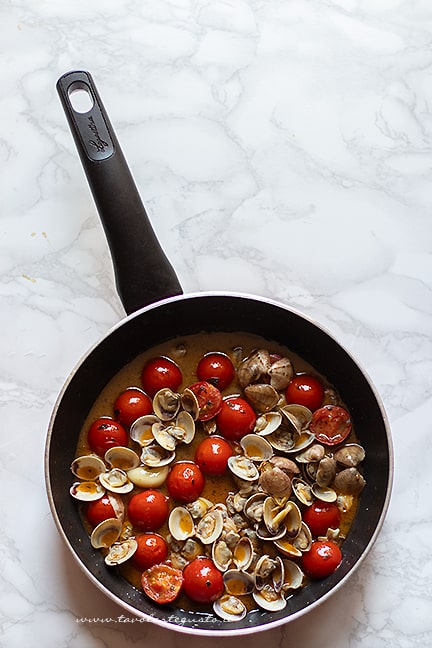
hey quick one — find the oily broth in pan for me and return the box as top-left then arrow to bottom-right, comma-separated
72,331 -> 363,619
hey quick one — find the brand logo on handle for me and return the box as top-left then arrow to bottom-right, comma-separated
87,116 -> 109,152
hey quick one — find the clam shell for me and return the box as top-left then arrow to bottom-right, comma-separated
232,536 -> 254,570
152,422 -> 177,451
240,434 -> 273,462
90,517 -> 122,549
280,404 -> 313,431
99,468 -> 134,494
168,506 -> 195,541
70,480 -> 105,501
333,467 -> 366,494
267,356 -> 294,390
212,539 -> 233,571
282,559 -> 304,590
311,483 -> 337,502
254,411 -> 282,436
237,349 -> 271,388
140,444 -> 176,467
152,388 -> 181,421
70,454 -> 106,481
195,509 -> 224,545
334,443 -> 366,468
243,492 -> 266,523
291,478 -> 313,506
130,415 -> 158,446
181,388 -> 200,421
104,538 -> 138,566
227,455 -> 259,481
252,585 -> 287,611
127,464 -> 169,488
295,443 -> 325,464
223,569 -> 255,596
244,383 -> 279,413
104,446 -> 140,471
213,595 -> 247,622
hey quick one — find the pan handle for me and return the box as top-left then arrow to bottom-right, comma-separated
56,70 -> 183,315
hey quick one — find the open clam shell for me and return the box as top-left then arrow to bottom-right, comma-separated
104,538 -> 138,566
129,415 -> 158,447
213,594 -> 247,622
90,517 -> 122,549
153,388 -> 181,421
223,569 -> 255,596
104,446 -> 140,471
70,454 -> 106,481
168,506 -> 195,541
99,468 -> 134,494
240,434 -> 273,462
70,480 -> 105,501
227,455 -> 259,481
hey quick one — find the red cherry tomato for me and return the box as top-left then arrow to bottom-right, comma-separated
141,356 -> 182,397
132,534 -> 168,571
167,461 -> 205,503
196,352 -> 235,390
216,397 -> 257,441
127,490 -> 169,531
195,436 -> 234,475
301,540 -> 342,579
87,417 -> 128,456
87,494 -> 121,527
302,500 -> 341,537
310,405 -> 352,446
141,562 -> 183,604
182,557 -> 224,604
285,374 -> 324,412
187,381 -> 223,421
113,387 -> 152,427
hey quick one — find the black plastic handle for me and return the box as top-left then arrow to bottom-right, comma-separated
57,70 -> 183,315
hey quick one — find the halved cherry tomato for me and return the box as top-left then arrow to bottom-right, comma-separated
141,356 -> 182,397
187,381 -> 222,421
216,396 -> 256,441
182,557 -> 224,603
87,417 -> 128,456
167,461 -> 205,503
196,352 -> 235,390
302,500 -> 341,537
310,405 -> 352,445
127,489 -> 169,531
113,387 -> 152,427
141,562 -> 183,604
301,540 -> 342,579
132,533 -> 168,571
285,374 -> 324,412
87,494 -> 120,527
195,436 -> 234,475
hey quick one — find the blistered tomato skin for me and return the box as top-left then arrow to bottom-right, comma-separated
87,417 -> 128,456
195,436 -> 234,475
127,490 -> 169,531
216,397 -> 257,441
141,357 -> 182,397
114,388 -> 152,427
132,534 -> 168,571
167,461 -> 205,503
285,374 -> 324,412
182,557 -> 224,604
141,563 -> 184,604
302,500 -> 341,537
301,540 -> 342,579
196,352 -> 235,390
187,381 -> 223,421
310,405 -> 352,445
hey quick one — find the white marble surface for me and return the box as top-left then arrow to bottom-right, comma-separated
1,0 -> 431,646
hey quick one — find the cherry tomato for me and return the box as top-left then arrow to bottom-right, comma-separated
216,396 -> 257,441
127,489 -> 169,531
196,352 -> 235,390
195,436 -> 234,475
141,562 -> 183,604
301,540 -> 342,579
87,494 -> 121,527
182,557 -> 224,604
310,405 -> 352,445
132,533 -> 168,571
187,381 -> 223,421
141,356 -> 182,397
167,461 -> 205,503
285,374 -> 324,412
302,500 -> 341,537
87,417 -> 128,456
113,387 -> 152,427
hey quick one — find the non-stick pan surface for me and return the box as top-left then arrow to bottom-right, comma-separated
45,71 -> 393,636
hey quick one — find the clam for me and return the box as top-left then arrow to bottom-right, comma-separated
268,356 -> 294,390
240,434 -> 273,462
232,536 -> 254,570
181,538 -> 202,561
291,478 -> 313,506
90,517 -> 122,549
213,595 -> 247,622
104,538 -> 138,566
187,497 -> 214,519
333,467 -> 366,494
99,468 -> 134,494
168,506 -> 195,541
130,415 -> 158,446
263,498 -> 301,538
104,446 -> 140,471
253,585 -> 287,611
281,559 -> 304,591
295,443 -> 325,464
243,492 -> 266,523
272,555 -> 285,592
212,539 -> 233,571
127,464 -> 169,488
196,509 -> 224,545
171,410 -> 195,444
70,480 -> 105,501
312,483 -> 337,502
285,430 -> 315,454
227,455 -> 259,482
334,443 -> 366,467
244,383 -> 279,413
267,428 -> 296,453
254,554 -> 278,590
151,422 -> 177,451
237,349 -> 271,388
254,411 -> 282,436
153,387 -> 181,421
273,536 -> 302,558
70,454 -> 106,481
181,388 -> 200,421
259,464 -> 292,498
140,444 -> 176,467
293,522 -> 313,553
223,569 -> 255,596
315,456 -> 337,487
280,404 -> 313,430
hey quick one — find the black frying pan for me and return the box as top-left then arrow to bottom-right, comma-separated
45,70 -> 393,636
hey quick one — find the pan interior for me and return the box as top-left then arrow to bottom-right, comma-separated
46,294 -> 391,634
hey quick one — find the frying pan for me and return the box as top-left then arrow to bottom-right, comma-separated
45,70 -> 393,636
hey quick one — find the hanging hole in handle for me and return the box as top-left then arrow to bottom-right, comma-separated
67,81 -> 94,114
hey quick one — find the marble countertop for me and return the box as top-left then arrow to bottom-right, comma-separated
2,1 -> 431,647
